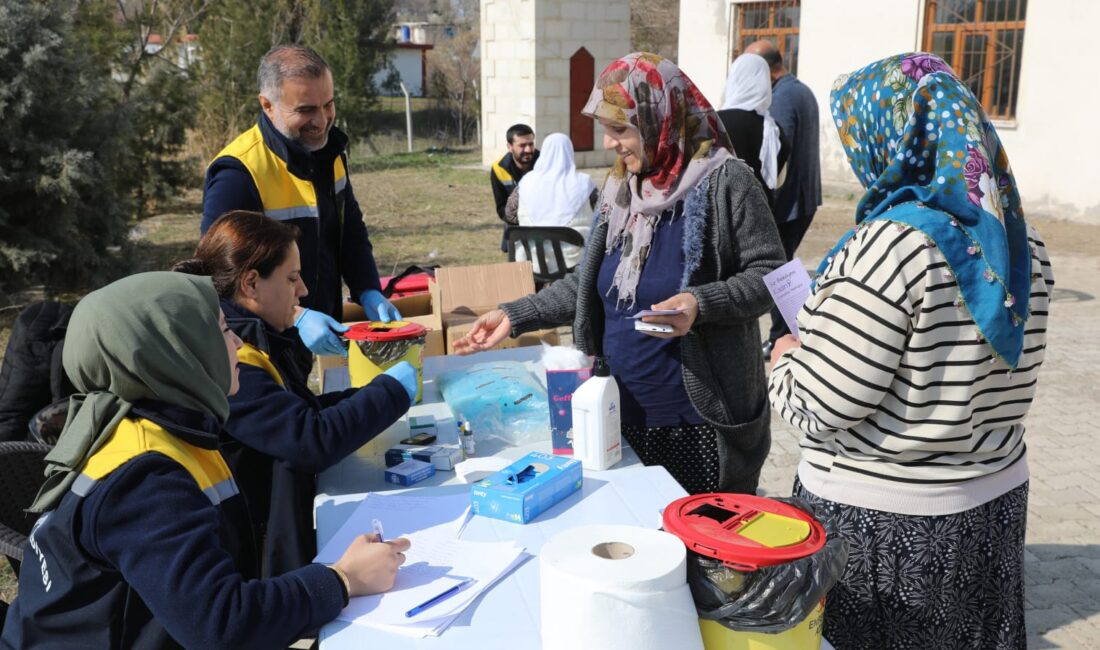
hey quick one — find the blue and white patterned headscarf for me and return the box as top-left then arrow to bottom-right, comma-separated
824,52 -> 1031,367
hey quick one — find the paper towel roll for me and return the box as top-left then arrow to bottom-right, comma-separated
540,524 -> 704,650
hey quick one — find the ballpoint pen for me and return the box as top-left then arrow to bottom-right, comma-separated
372,518 -> 385,542
404,577 -> 477,618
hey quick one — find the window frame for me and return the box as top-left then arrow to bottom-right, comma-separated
922,0 -> 1027,120
729,0 -> 802,77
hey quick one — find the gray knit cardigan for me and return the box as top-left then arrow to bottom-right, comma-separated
501,158 -> 786,493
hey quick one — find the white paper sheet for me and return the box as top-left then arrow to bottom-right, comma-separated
337,534 -> 526,635
314,492 -> 471,564
763,258 -> 812,339
313,491 -> 526,638
453,455 -> 511,484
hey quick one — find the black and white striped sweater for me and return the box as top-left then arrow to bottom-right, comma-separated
769,219 -> 1054,515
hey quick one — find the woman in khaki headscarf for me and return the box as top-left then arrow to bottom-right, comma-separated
457,53 -> 785,495
2,272 -> 409,649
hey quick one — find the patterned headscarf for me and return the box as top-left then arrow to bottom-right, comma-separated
826,53 -> 1031,367
582,52 -> 733,307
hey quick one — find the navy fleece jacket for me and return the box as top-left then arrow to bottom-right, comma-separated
223,301 -> 410,473
80,455 -> 346,649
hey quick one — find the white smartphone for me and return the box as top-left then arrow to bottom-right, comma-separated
634,320 -> 674,334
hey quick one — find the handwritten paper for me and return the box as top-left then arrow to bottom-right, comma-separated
763,259 -> 812,339
315,492 -> 471,564
313,490 -> 526,638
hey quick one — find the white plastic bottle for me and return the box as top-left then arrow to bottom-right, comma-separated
570,356 -> 622,470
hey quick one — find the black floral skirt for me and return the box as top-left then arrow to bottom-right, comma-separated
622,422 -> 721,495
794,478 -> 1028,650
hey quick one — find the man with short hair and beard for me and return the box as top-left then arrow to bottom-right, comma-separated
202,45 -> 398,371
490,123 -> 539,251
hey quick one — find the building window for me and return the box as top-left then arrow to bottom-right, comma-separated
730,1 -> 801,76
923,0 -> 1027,120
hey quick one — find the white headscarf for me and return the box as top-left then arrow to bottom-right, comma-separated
721,53 -> 781,189
516,133 -> 596,227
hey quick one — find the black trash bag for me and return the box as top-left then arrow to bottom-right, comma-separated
688,497 -> 848,633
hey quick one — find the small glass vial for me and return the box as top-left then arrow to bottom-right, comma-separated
460,421 -> 475,457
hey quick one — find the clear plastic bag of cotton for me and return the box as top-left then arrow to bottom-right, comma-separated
437,346 -> 592,453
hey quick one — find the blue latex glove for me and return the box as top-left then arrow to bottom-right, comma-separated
295,308 -> 349,357
360,289 -> 402,323
382,361 -> 418,402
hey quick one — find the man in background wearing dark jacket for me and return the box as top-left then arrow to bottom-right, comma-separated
202,45 -> 399,372
490,123 -> 539,251
746,40 -> 822,354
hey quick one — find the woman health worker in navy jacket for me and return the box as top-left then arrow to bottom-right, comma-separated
1,272 -> 410,648
174,211 -> 418,578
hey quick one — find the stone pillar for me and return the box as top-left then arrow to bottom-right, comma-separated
676,0 -> 733,109
481,0 -> 630,169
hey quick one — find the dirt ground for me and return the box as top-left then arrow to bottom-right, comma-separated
806,186 -> 1100,260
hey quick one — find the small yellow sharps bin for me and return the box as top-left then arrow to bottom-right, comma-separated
344,321 -> 427,402
662,494 -> 830,650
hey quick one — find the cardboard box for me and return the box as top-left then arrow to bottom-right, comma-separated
384,459 -> 436,486
546,367 -> 592,455
408,414 -> 438,438
384,443 -> 463,471
470,452 -> 583,524
435,262 -> 560,354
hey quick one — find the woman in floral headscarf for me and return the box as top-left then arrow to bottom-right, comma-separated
457,53 -> 785,495
768,53 -> 1054,648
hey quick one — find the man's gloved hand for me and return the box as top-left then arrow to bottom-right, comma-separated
295,308 -> 349,357
360,289 -> 402,323
382,361 -> 418,402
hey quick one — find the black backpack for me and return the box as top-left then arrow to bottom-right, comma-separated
0,301 -> 75,443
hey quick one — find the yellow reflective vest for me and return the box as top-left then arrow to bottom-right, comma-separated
214,124 -> 348,223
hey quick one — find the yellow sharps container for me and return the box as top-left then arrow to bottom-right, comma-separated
663,494 -> 829,650
344,321 -> 427,402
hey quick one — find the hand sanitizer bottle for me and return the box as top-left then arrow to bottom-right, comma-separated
570,356 -> 621,470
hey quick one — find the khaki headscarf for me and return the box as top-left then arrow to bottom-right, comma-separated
30,272 -> 231,512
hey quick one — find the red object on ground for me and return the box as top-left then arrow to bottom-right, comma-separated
379,272 -> 432,297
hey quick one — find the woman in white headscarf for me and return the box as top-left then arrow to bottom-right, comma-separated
504,133 -> 598,274
718,53 -> 789,207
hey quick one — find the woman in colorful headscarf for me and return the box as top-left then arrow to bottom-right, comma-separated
718,53 -> 790,206
505,132 -> 599,274
768,53 -> 1053,648
2,272 -> 410,649
456,53 -> 786,495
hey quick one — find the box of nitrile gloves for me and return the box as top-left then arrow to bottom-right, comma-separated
385,444 -> 462,471
470,452 -> 582,523
384,459 -> 435,486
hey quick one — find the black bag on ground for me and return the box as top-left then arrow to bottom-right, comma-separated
0,301 -> 75,442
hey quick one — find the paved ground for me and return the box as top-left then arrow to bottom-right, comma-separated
757,247 -> 1100,649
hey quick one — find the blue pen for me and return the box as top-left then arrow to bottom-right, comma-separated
404,578 -> 476,618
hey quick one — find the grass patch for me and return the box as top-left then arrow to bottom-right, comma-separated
350,147 -> 479,174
